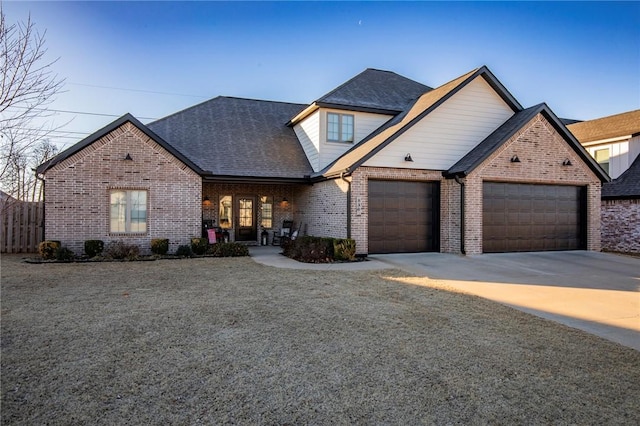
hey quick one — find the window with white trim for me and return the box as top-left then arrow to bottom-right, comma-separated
327,112 -> 354,142
594,148 -> 610,175
110,190 -> 147,233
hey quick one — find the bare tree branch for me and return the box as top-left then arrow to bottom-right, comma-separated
0,4 -> 65,199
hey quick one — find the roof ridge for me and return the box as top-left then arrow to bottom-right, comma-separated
149,96 -> 308,126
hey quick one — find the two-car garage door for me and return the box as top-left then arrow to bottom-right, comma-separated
483,182 -> 586,253
368,180 -> 586,254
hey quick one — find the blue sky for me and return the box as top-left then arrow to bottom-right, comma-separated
3,1 -> 639,150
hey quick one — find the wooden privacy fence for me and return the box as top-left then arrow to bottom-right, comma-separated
1,201 -> 44,253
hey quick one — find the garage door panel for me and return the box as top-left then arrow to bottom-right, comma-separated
368,180 -> 439,254
483,182 -> 585,253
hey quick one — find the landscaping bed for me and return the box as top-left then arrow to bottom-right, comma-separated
2,255 -> 639,424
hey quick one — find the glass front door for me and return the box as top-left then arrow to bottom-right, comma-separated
236,196 -> 257,241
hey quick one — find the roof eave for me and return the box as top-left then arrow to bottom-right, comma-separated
287,103 -> 318,126
202,174 -> 312,185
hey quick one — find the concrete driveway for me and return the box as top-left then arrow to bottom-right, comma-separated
371,251 -> 640,351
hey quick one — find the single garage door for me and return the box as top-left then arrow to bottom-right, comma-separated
483,182 -> 586,253
368,180 -> 439,254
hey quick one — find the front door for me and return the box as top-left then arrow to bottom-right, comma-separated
236,196 -> 257,241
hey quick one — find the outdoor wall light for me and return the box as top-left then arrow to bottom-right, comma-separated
404,153 -> 413,162
510,155 -> 521,163
202,196 -> 212,207
562,159 -> 572,166
124,153 -> 133,161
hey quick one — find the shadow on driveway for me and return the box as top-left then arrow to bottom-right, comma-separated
371,251 -> 640,351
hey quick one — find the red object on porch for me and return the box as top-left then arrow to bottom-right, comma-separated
207,229 -> 217,244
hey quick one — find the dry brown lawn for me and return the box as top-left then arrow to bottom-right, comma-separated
1,254 -> 639,424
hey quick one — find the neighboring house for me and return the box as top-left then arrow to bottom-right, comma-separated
567,110 -> 640,179
600,152 -> 640,253
567,110 -> 640,253
37,66 -> 608,255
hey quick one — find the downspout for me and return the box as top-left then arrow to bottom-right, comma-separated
454,175 -> 465,255
340,171 -> 351,238
34,170 -> 46,242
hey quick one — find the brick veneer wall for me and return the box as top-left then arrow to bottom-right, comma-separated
202,182 -> 299,243
350,167 -> 444,255
294,179 -> 349,240
601,199 -> 640,253
44,122 -> 201,254
464,113 -> 602,254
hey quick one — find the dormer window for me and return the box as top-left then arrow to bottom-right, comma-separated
327,113 -> 354,143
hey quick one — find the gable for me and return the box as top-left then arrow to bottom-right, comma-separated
44,121 -> 201,180
37,114 -> 202,176
446,104 -> 609,183
363,77 -> 514,170
294,109 -> 393,173
472,112 -> 603,184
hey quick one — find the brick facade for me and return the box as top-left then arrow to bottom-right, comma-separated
601,199 -> 640,253
294,179 -> 349,240
464,113 -> 602,254
44,122 -> 201,254
343,114 -> 602,256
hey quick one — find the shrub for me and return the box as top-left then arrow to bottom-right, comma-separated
191,237 -> 208,255
38,240 -> 61,260
333,238 -> 356,261
285,236 -> 334,263
84,240 -> 104,258
55,246 -> 75,261
150,238 -> 169,255
207,242 -> 249,257
175,245 -> 192,257
104,240 -> 140,260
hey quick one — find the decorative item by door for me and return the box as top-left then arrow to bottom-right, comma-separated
236,196 -> 257,241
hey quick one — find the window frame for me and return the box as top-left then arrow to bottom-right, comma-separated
594,148 -> 610,175
219,195 -> 233,229
260,196 -> 273,229
326,112 -> 354,143
109,189 -> 148,234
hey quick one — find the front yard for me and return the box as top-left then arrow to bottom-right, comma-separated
1,255 -> 639,424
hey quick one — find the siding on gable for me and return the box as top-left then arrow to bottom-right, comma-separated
363,77 -> 514,170
585,135 -> 640,179
293,110 -> 320,171
318,108 -> 392,171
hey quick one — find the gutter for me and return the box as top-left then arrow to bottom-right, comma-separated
454,175 -> 465,255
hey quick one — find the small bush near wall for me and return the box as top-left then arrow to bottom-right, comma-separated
333,238 -> 356,261
84,240 -> 104,258
191,238 -> 208,255
104,241 -> 140,261
38,240 -> 61,260
151,239 -> 169,255
175,245 -> 193,257
283,236 -> 357,263
207,242 -> 249,257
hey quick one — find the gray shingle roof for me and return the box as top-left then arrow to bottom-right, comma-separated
147,97 -> 312,180
602,152 -> 640,198
315,68 -> 432,113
